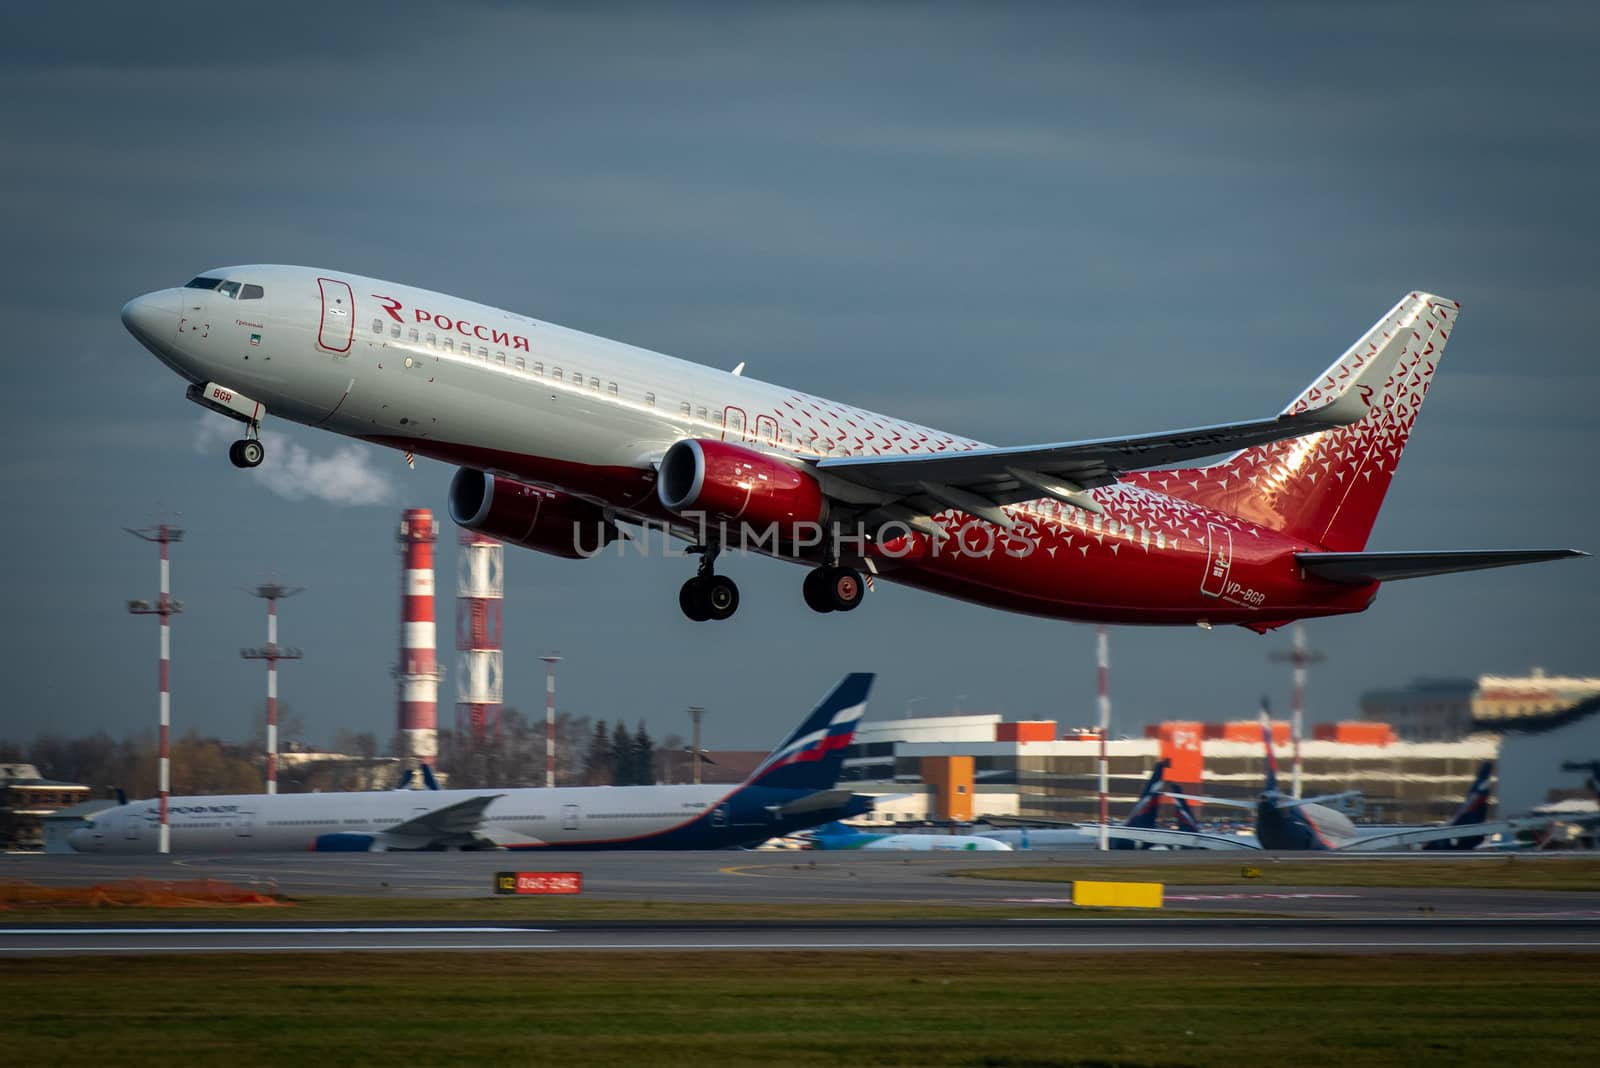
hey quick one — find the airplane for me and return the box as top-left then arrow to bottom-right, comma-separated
1097,718 -> 1551,851
804,821 -> 1013,851
120,268 -> 1582,626
64,674 -> 874,853
974,757 -> 1205,849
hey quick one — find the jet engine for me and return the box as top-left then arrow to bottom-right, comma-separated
656,438 -> 827,535
449,469 -> 620,559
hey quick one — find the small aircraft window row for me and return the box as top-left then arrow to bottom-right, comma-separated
363,313 -> 827,454
184,276 -> 264,299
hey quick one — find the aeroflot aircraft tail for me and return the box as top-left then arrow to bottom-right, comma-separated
1156,293 -> 1455,552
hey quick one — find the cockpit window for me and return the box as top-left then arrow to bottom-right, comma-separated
185,276 -> 224,290
240,283 -> 264,300
217,280 -> 242,299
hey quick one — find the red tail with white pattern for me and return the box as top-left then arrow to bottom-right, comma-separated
1158,293 -> 1457,551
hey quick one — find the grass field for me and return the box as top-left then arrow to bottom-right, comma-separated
6,950 -> 1591,1067
955,855 -> 1600,892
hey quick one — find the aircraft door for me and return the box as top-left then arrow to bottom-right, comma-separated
233,811 -> 255,839
317,277 -> 355,354
562,804 -> 580,831
124,811 -> 144,841
723,406 -> 749,442
1201,523 -> 1233,598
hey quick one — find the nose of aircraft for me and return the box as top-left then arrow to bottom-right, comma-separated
120,290 -> 177,346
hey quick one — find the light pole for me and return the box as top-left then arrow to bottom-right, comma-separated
241,583 -> 303,794
126,523 -> 183,855
689,706 -> 706,785
1270,625 -> 1325,798
540,654 -> 561,787
1096,625 -> 1111,852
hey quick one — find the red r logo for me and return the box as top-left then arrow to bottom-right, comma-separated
372,294 -> 404,323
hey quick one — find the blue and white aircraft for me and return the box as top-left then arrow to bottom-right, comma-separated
973,758 -> 1203,850
66,675 -> 875,853
1105,718 -> 1550,851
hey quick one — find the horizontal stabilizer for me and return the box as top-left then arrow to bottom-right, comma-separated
1297,549 -> 1586,585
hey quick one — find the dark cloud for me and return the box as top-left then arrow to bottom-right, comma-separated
3,2 -> 1596,749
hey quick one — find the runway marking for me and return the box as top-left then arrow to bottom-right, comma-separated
1,927 -> 551,936
5,939 -> 1600,955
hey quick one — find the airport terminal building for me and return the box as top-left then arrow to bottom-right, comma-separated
839,714 -> 1497,828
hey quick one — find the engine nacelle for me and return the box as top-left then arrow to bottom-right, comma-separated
449,469 -> 619,559
657,439 -> 827,536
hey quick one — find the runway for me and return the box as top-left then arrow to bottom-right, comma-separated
7,849 -> 1599,919
4,918 -> 1599,956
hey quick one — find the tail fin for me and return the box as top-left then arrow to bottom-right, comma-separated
1259,700 -> 1280,794
1448,761 -> 1495,828
1172,792 -> 1203,833
1157,293 -> 1459,551
1123,758 -> 1172,828
745,673 -> 873,791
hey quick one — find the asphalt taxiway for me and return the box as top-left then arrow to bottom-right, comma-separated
6,848 -> 1598,919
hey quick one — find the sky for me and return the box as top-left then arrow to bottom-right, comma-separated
2,2 -> 1596,754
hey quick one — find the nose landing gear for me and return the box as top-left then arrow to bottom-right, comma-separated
680,542 -> 739,622
228,437 -> 264,469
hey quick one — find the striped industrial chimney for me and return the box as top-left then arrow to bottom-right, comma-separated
396,508 -> 441,762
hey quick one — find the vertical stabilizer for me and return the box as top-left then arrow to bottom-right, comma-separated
1152,293 -> 1459,551
1259,701 -> 1280,794
745,673 -> 872,791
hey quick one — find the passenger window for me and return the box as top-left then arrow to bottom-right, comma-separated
425,332 -> 436,346
696,406 -> 707,421
442,337 -> 454,352
477,345 -> 488,359
572,368 -> 582,385
240,284 -> 264,300
533,362 -> 543,376
408,328 -> 419,342
390,324 -> 401,339
552,368 -> 563,381
372,319 -> 385,334
515,357 -> 525,371
680,401 -> 691,416
217,280 -> 241,299
590,377 -> 600,391
607,382 -> 618,397
645,391 -> 656,407
495,351 -> 506,365
782,430 -> 794,445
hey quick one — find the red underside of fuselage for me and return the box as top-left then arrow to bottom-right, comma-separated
369,435 -> 1379,628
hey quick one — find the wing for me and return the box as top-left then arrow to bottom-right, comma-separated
1296,549 -> 1586,584
1340,815 -> 1558,852
378,794 -> 502,850
1096,825 -> 1262,850
815,338 -> 1403,524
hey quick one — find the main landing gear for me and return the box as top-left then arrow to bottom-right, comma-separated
802,564 -> 865,614
227,436 -> 264,469
680,543 -> 740,622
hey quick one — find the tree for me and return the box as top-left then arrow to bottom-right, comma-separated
583,720 -> 612,785
609,721 -> 634,785
632,721 -> 656,786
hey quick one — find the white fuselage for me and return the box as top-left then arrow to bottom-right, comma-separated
126,264 -> 978,504
68,783 -> 738,854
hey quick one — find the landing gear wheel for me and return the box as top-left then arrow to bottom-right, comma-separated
802,567 -> 835,613
679,577 -> 711,622
230,438 -> 264,469
703,575 -> 740,621
826,566 -> 865,612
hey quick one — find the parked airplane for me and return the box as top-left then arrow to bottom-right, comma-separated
976,758 -> 1204,849
65,674 -> 874,853
1102,719 -> 1548,851
805,822 -> 1013,851
121,269 -> 1581,625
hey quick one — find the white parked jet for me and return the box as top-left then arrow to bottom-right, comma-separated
64,675 -> 872,853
